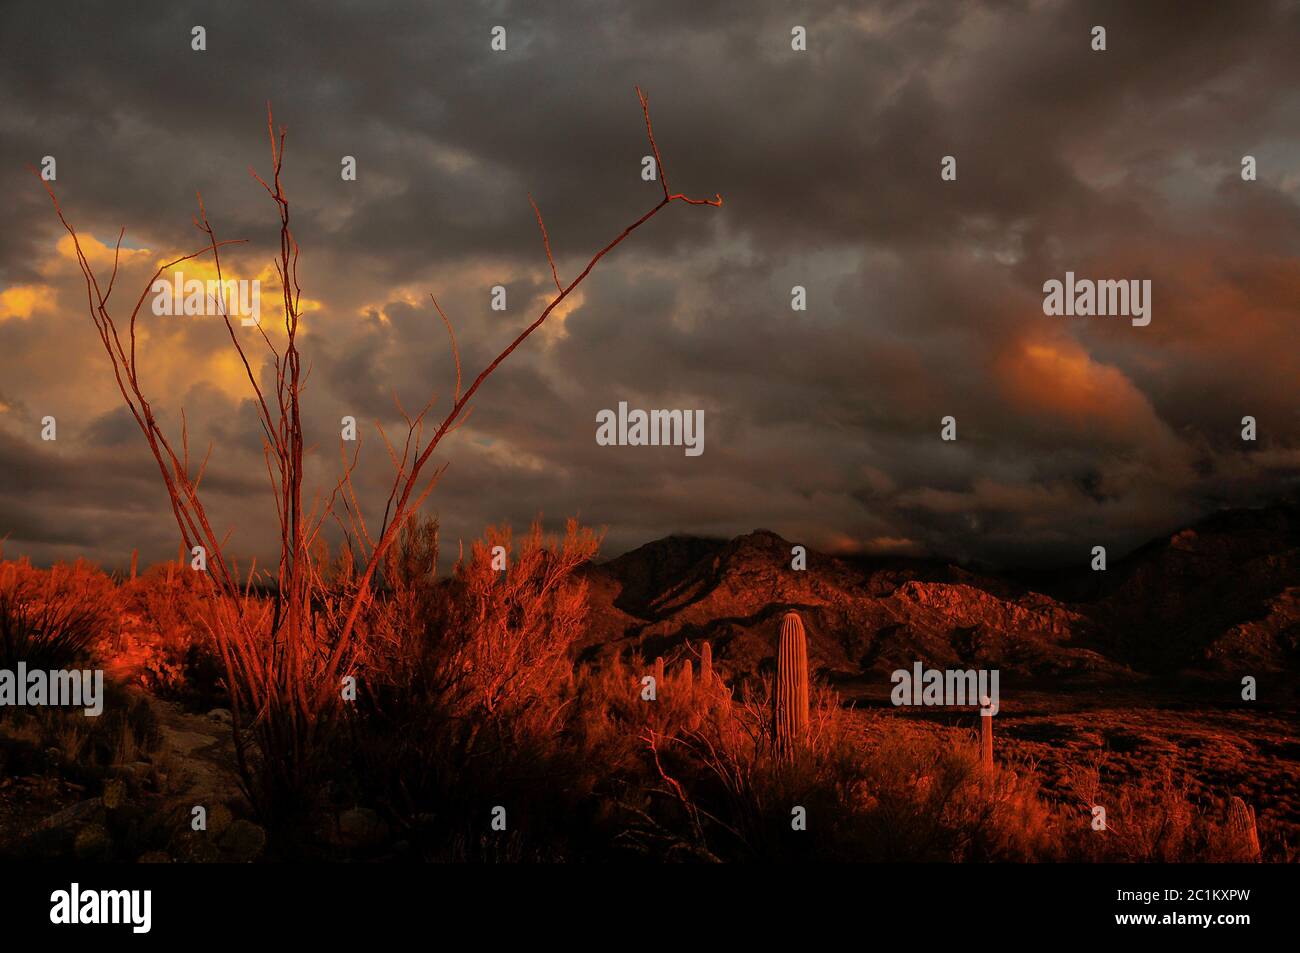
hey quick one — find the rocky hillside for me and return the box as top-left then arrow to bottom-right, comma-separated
576,502 -> 1300,683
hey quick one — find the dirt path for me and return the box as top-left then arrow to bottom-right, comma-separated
100,621 -> 246,808
149,698 -> 246,806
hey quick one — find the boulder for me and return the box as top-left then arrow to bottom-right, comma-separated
74,824 -> 113,861
102,778 -> 128,810
336,807 -> 387,849
219,820 -> 266,862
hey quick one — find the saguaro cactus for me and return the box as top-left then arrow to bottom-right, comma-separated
700,641 -> 713,684
681,659 -> 694,687
1228,796 -> 1261,861
774,612 -> 810,757
979,700 -> 994,772
653,656 -> 665,692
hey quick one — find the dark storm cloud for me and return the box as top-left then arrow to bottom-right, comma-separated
1,0 -> 1297,571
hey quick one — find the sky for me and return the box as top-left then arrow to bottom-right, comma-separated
1,0 -> 1298,573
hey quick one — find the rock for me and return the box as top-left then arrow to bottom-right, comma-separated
110,761 -> 155,793
74,824 -> 113,861
339,807 -> 390,849
108,764 -> 134,781
137,851 -> 172,863
34,797 -> 105,833
102,778 -> 128,810
170,831 -> 220,863
336,807 -> 387,848
204,802 -> 234,837
207,708 -> 233,725
219,820 -> 266,862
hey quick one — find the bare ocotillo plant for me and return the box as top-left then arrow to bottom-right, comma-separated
37,87 -> 721,819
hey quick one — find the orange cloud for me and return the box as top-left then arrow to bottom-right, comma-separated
55,233 -> 152,270
996,335 -> 1168,444
0,283 -> 55,321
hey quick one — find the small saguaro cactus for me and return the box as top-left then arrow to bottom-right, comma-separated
1228,796 -> 1261,861
700,641 -> 713,684
774,611 -> 810,757
979,699 -> 994,772
653,656 -> 665,691
679,660 -> 698,725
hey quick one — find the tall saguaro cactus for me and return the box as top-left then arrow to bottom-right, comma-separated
774,612 -> 810,757
700,641 -> 713,684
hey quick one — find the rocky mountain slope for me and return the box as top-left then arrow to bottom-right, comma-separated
576,502 -> 1300,683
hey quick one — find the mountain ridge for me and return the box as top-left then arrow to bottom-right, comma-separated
576,501 -> 1300,681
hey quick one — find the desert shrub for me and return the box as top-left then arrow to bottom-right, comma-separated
337,517 -> 603,858
127,562 -> 210,642
114,563 -> 229,706
134,628 -> 227,707
1062,755 -> 1265,861
847,720 -> 1061,861
0,558 -> 117,676
0,679 -> 160,781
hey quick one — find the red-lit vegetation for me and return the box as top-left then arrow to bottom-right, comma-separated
0,538 -> 1288,862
